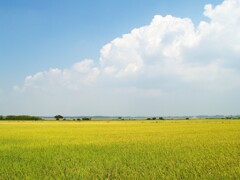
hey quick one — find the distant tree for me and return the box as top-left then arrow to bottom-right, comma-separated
147,118 -> 151,120
0,115 -> 3,120
82,117 -> 91,120
152,117 -> 156,120
186,117 -> 190,120
159,117 -> 164,120
77,118 -> 81,121
118,117 -> 122,120
54,115 -> 63,120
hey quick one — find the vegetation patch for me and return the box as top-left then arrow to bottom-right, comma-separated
0,115 -> 42,121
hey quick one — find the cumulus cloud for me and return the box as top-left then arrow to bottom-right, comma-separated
104,0 -> 240,94
15,59 -> 100,92
13,0 -> 240,115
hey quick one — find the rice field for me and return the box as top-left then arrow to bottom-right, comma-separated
0,120 -> 239,179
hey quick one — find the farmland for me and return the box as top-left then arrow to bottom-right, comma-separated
0,120 -> 239,179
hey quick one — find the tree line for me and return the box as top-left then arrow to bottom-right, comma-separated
54,115 -> 91,121
0,115 -> 42,120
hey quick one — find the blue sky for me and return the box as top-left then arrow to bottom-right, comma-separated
0,0 -> 221,87
1,0 -> 239,116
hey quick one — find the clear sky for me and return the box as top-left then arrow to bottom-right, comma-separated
1,0 -> 239,116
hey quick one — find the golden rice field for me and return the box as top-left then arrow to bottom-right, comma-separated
0,120 -> 239,179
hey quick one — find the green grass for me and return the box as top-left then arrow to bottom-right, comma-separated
0,120 -> 239,179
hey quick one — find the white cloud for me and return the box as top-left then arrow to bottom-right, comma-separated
100,15 -> 197,79
13,0 -> 240,115
16,59 -> 99,92
99,0 -> 240,91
